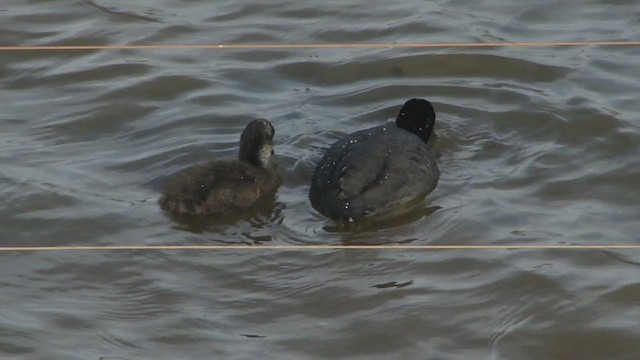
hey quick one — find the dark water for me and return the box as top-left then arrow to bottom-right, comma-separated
2,0 -> 640,359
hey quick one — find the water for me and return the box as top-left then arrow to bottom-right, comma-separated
2,0 -> 640,358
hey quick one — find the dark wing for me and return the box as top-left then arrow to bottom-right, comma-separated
310,126 -> 392,217
356,138 -> 439,216
333,138 -> 389,200
311,127 -> 386,194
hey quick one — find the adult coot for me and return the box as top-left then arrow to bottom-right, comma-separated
309,99 -> 439,221
160,119 -> 280,215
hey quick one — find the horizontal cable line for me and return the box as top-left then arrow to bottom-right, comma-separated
0,244 -> 639,252
1,41 -> 640,51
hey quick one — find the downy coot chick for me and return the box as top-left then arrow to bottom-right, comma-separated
160,119 -> 280,215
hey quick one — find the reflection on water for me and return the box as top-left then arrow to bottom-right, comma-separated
2,0 -> 640,358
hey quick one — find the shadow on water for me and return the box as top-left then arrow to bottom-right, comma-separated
161,193 -> 285,243
322,202 -> 443,240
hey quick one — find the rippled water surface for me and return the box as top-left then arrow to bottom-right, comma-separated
2,0 -> 640,359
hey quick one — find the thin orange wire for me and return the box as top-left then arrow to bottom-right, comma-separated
1,41 -> 640,51
0,244 -> 638,252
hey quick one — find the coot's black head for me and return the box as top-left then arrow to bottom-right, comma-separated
238,119 -> 275,167
395,98 -> 436,143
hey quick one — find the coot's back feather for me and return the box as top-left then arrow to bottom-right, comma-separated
309,99 -> 439,221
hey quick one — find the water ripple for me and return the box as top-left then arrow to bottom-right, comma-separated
2,0 -> 640,359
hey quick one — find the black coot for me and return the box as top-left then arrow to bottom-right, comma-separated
309,99 -> 439,221
160,119 -> 280,215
